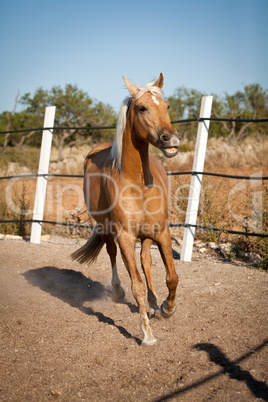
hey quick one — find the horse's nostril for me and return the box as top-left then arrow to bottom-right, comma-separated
160,133 -> 171,142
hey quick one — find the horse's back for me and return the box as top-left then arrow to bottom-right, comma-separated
84,141 -> 113,173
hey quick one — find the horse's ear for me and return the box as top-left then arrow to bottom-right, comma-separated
154,73 -> 164,89
122,76 -> 139,97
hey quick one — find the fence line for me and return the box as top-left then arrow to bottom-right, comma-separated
0,125 -> 117,135
1,105 -> 268,255
172,117 -> 268,124
0,219 -> 267,239
1,172 -> 267,181
1,172 -> 267,238
0,117 -> 268,136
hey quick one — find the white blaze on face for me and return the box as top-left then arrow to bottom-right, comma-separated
151,95 -> 160,105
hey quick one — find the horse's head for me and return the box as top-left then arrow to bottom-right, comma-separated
123,73 -> 181,158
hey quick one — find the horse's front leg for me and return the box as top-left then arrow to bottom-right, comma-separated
157,227 -> 179,317
117,231 -> 157,345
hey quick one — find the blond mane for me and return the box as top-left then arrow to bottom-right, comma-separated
110,80 -> 164,170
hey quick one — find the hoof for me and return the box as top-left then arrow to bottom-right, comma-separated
149,307 -> 161,320
142,336 -> 157,346
161,300 -> 176,318
112,286 -> 125,302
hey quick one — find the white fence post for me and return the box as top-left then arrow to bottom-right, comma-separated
180,96 -> 213,262
30,106 -> 56,244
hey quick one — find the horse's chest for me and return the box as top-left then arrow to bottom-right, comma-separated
117,185 -> 166,217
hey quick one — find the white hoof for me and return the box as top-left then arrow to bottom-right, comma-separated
142,336 -> 157,346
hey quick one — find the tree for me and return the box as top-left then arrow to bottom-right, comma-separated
167,87 -> 203,141
1,83 -> 267,154
212,84 -> 268,145
0,92 -> 37,150
19,85 -> 117,160
168,84 -> 268,145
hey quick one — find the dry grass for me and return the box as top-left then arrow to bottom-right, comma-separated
160,137 -> 268,268
0,138 -> 267,267
163,136 -> 268,172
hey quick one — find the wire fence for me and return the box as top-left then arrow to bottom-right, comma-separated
0,218 -> 267,239
0,171 -> 267,181
0,116 -> 268,135
0,116 -> 267,239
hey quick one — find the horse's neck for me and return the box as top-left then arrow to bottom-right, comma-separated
121,124 -> 153,187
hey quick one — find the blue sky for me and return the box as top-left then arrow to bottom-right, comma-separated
0,0 -> 267,114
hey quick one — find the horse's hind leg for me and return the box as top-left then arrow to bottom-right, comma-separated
140,239 -> 160,317
102,234 -> 125,301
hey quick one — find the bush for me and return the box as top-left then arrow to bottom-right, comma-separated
0,183 -> 31,236
0,147 -> 40,172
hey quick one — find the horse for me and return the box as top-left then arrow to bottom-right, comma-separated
72,73 -> 181,345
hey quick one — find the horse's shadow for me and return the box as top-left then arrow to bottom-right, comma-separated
194,342 -> 268,401
23,266 -> 141,344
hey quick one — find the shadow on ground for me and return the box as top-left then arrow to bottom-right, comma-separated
24,266 -> 141,344
155,340 -> 268,401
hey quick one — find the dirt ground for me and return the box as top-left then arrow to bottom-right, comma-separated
0,236 -> 267,401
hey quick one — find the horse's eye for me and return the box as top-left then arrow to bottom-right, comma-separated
167,104 -> 170,110
138,106 -> 147,113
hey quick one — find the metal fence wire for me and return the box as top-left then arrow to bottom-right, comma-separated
0,116 -> 267,238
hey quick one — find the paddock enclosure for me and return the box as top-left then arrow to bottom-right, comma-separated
1,77 -> 267,399
1,237 -> 267,401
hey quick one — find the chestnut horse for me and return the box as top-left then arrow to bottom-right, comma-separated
72,74 -> 181,345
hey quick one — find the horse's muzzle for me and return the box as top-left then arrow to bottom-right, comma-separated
158,130 -> 181,158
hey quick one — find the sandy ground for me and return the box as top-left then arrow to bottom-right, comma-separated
0,237 -> 267,401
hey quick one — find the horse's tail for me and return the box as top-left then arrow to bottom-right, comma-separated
71,225 -> 104,265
